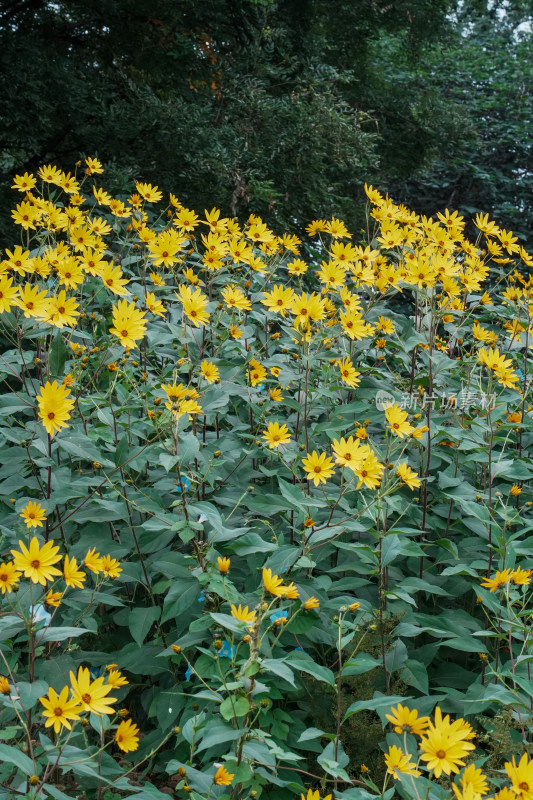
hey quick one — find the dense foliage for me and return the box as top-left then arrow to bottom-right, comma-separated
0,162 -> 533,799
1,1 -> 531,243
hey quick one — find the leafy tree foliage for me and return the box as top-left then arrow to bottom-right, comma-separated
386,0 -> 533,245
0,0 -> 531,241
0,0 -> 452,234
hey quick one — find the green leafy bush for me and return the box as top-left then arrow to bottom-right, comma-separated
0,162 -> 532,800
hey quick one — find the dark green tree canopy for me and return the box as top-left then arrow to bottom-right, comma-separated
1,0 -> 531,242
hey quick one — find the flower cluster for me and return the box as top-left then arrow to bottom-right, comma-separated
382,703 -> 533,800
40,666 -> 139,751
0,537 -> 121,596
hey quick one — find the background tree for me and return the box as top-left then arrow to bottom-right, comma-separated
0,0 -> 531,242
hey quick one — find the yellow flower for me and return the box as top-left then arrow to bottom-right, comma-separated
0,677 -> 10,694
262,421 -> 291,449
510,484 -> 522,496
386,704 -> 430,735
85,156 -> 104,175
480,569 -> 512,592
0,562 -> 21,594
101,555 -> 122,579
411,424 -> 429,440
70,666 -> 117,715
37,380 -> 75,437
230,324 -> 243,339
214,765 -> 234,786
12,201 -> 40,229
63,555 -> 86,589
11,536 -> 62,585
109,300 -> 147,350
147,229 -> 186,267
337,357 -> 361,388
261,284 -> 294,314
332,437 -> 364,471
280,581 -> 299,599
176,285 -> 210,327
459,764 -> 489,797
376,315 -> 395,334
512,567 -> 532,586
231,604 -> 257,624
100,263 -> 130,296
396,462 -> 421,490
40,685 -> 82,733
14,283 -> 50,319
353,451 -> 384,490
201,360 -> 220,384
453,785 -> 485,800
135,181 -> 162,203
84,547 -> 104,574
248,359 -> 267,387
384,745 -> 421,779
115,718 -> 140,752
506,753 -> 533,800
384,404 -> 414,438
303,596 -> 320,610
262,568 -> 285,597
221,285 -> 252,311
301,789 -> 332,800
45,589 -> 63,607
12,172 -> 37,191
143,292 -> 166,318
339,309 -> 374,340
302,451 -> 335,486
174,207 -> 200,231
20,501 -> 47,529
93,186 -> 112,205
0,275 -> 20,313
287,258 -> 308,275
290,292 -> 326,328
107,668 -> 129,689
269,388 -> 284,402
419,707 -> 475,778
149,271 -> 165,285
217,556 -> 230,574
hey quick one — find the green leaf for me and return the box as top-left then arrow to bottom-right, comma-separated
278,477 -> 325,511
0,743 -> 36,776
128,606 -> 161,647
297,727 -> 328,743
0,615 -> 25,641
43,785 -> 78,800
286,656 -> 335,686
261,658 -> 295,687
17,680 -> 48,710
219,696 -> 249,720
57,433 -> 111,466
162,580 -> 200,623
48,334 -> 67,378
381,534 -> 403,567
317,741 -> 350,780
39,627 -> 91,642
197,721 -> 243,752
342,654 -> 380,676
209,612 -> 245,634
178,432 -> 200,465
114,436 -> 130,467
344,694 -> 408,722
